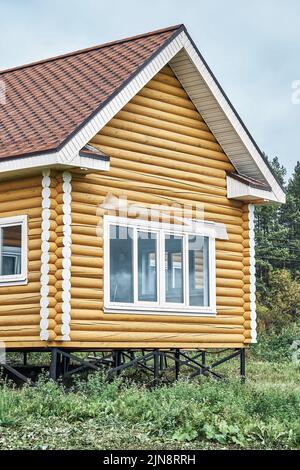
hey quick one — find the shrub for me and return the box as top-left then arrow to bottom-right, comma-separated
252,321 -> 300,362
257,269 -> 300,331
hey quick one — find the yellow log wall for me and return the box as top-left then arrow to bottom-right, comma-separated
0,65 -> 253,350
0,175 -> 43,344
68,65 -> 251,349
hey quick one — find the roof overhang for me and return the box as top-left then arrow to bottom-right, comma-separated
226,174 -> 279,203
0,26 -> 286,203
0,150 -> 110,180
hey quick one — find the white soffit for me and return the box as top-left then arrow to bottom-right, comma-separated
226,175 -> 279,203
0,151 -> 109,179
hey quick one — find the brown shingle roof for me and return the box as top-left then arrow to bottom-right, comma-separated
0,25 -> 182,160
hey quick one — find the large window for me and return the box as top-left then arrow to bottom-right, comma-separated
104,217 -> 216,315
0,216 -> 27,285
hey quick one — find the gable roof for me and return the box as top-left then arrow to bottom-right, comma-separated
0,25 -> 180,160
0,24 -> 285,203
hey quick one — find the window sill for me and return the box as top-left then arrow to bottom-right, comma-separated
0,278 -> 28,287
104,306 -> 217,317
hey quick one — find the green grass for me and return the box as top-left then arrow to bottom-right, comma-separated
0,356 -> 299,450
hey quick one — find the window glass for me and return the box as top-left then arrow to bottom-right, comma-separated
165,235 -> 183,303
109,225 -> 134,303
138,232 -> 157,302
0,225 -> 22,276
188,235 -> 209,306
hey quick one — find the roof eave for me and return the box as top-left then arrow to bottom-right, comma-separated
0,151 -> 110,180
227,174 -> 286,204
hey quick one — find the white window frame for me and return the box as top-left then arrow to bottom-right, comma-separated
0,215 -> 28,286
104,216 -> 216,316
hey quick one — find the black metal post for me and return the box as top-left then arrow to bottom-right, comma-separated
23,352 -> 27,366
175,349 -> 180,380
159,352 -> 164,371
61,354 -> 70,377
240,348 -> 246,384
49,348 -> 58,381
201,351 -> 206,375
114,350 -> 122,376
153,350 -> 160,386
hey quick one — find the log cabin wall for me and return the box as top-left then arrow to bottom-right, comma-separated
0,171 -> 74,348
68,65 -> 252,349
0,175 -> 44,345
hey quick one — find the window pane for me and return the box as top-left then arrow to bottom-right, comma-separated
109,226 -> 134,303
188,236 -> 209,307
165,235 -> 183,303
1,225 -> 22,276
138,232 -> 157,302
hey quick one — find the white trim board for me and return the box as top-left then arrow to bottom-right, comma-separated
60,171 -> 72,341
0,151 -> 109,180
0,28 -> 285,204
39,170 -> 72,342
40,170 -> 51,341
248,205 -> 257,343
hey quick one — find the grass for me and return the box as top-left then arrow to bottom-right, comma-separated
0,355 -> 299,450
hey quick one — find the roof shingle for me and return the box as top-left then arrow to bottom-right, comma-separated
0,25 -> 182,160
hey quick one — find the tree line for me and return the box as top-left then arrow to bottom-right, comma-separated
255,156 -> 300,330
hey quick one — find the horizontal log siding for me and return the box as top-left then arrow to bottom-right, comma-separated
69,65 -> 249,348
0,175 -> 43,343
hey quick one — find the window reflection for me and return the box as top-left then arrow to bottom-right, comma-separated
109,226 -> 134,303
0,225 -> 22,276
165,235 -> 183,303
138,232 -> 157,302
189,235 -> 209,307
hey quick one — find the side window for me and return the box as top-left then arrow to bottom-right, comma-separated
0,216 -> 27,284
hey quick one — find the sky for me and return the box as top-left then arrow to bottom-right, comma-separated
1,0 -> 299,178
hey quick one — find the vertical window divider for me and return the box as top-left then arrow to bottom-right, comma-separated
21,217 -> 28,278
184,234 -> 189,308
156,231 -> 161,305
133,227 -> 138,304
209,237 -> 216,311
159,230 -> 165,307
0,227 -> 2,276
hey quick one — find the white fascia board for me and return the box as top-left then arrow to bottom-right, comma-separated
0,151 -> 109,179
226,175 -> 283,203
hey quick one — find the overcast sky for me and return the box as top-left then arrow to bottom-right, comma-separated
1,0 -> 299,178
